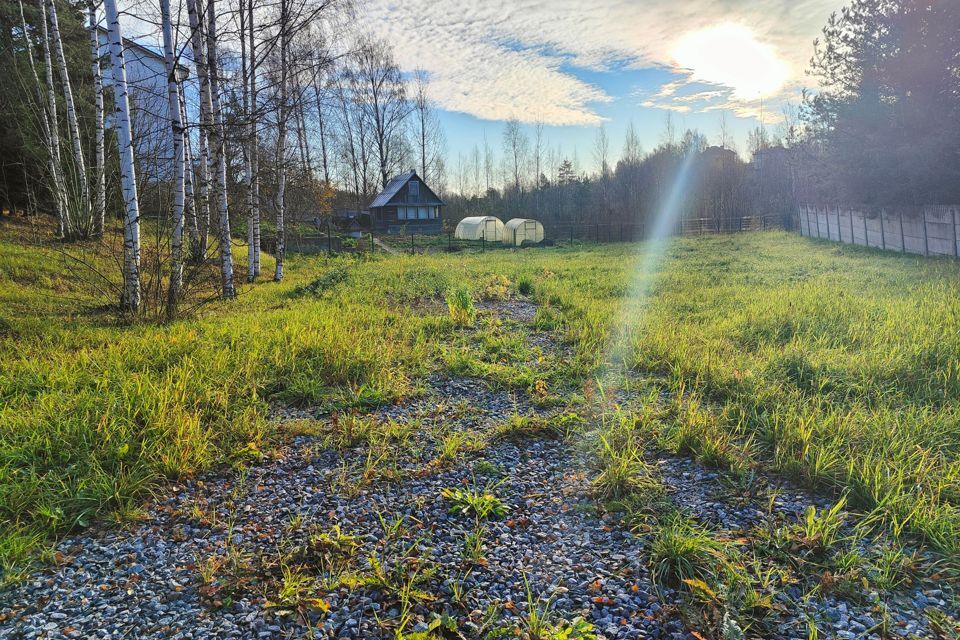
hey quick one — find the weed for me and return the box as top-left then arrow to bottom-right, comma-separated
793,498 -> 848,555
517,275 -> 534,296
649,515 -> 727,588
446,285 -> 476,327
473,460 -> 504,477
498,574 -> 597,640
441,483 -> 509,520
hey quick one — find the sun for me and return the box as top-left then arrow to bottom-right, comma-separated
672,23 -> 791,100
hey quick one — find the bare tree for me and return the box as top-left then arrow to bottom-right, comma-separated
34,0 -> 69,237
205,0 -> 236,297
88,1 -> 105,236
411,69 -> 443,184
47,0 -> 89,232
186,0 -> 212,260
104,0 -> 141,311
502,117 -> 528,212
274,0 -> 290,281
161,0 -> 185,315
350,39 -> 410,187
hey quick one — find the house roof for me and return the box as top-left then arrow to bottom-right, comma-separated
94,25 -> 190,77
369,171 -> 444,208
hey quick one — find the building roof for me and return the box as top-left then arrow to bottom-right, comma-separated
94,26 -> 189,77
369,171 -> 444,209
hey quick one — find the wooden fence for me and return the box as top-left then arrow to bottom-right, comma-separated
796,205 -> 960,257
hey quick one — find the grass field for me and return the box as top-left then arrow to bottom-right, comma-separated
2,218 -> 959,578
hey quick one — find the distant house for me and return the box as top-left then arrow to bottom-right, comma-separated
95,26 -> 190,182
368,171 -> 444,235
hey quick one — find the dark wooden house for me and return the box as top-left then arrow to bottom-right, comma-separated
368,171 -> 444,235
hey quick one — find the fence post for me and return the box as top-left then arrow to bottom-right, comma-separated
849,208 -> 855,245
899,210 -> 905,253
411,232 -> 415,255
595,223 -> 599,242
953,207 -> 958,257
448,230 -> 452,251
816,207 -> 822,238
863,210 -> 868,247
922,207 -> 929,256
569,226 -> 573,244
370,233 -> 374,252
481,233 -> 485,252
880,209 -> 886,251
327,219 -> 332,255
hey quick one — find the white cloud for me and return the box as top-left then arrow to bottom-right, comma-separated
361,0 -> 841,124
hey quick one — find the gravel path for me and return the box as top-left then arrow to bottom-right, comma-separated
1,299 -> 956,640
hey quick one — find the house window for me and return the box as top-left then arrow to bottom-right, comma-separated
418,207 -> 428,219
397,207 -> 407,220
408,180 -> 419,202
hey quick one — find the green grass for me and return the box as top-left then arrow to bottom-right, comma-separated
2,219 -> 960,574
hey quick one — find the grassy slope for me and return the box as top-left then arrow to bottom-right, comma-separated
1,219 -> 958,574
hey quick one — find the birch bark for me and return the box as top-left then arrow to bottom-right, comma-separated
248,0 -> 260,276
240,0 -> 255,281
161,0 -> 185,315
48,0 -> 89,229
205,0 -> 235,297
274,0 -> 288,282
104,0 -> 141,311
186,0 -> 211,260
179,89 -> 199,252
88,1 -> 105,236
35,0 -> 69,237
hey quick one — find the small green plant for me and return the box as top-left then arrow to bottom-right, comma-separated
794,497 -> 848,555
473,459 -> 503,476
462,524 -> 487,565
649,515 -> 727,588
591,434 -> 660,501
503,574 -> 597,640
517,275 -> 534,296
446,285 -> 476,327
441,484 -> 508,520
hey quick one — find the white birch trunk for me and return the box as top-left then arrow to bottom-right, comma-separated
248,0 -> 260,276
36,0 -> 69,237
274,0 -> 288,282
186,0 -> 212,261
161,0 -> 185,315
48,0 -> 89,229
240,0 -> 254,281
179,89 -> 199,252
104,0 -> 141,311
205,0 -> 235,297
88,1 -> 105,236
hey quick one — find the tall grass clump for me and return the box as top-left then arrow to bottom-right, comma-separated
446,284 -> 476,327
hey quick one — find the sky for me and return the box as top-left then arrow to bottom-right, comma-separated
359,0 -> 845,169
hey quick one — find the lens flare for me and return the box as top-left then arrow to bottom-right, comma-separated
604,149 -> 699,378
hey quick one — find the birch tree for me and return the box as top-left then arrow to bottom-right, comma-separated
47,0 -> 89,230
186,0 -> 212,261
35,0 -> 69,237
104,0 -> 141,311
88,0 -> 105,236
240,0 -> 260,280
205,0 -> 236,298
161,0 -> 185,314
351,39 -> 409,188
274,0 -> 289,281
411,69 -> 443,184
248,0 -> 261,277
